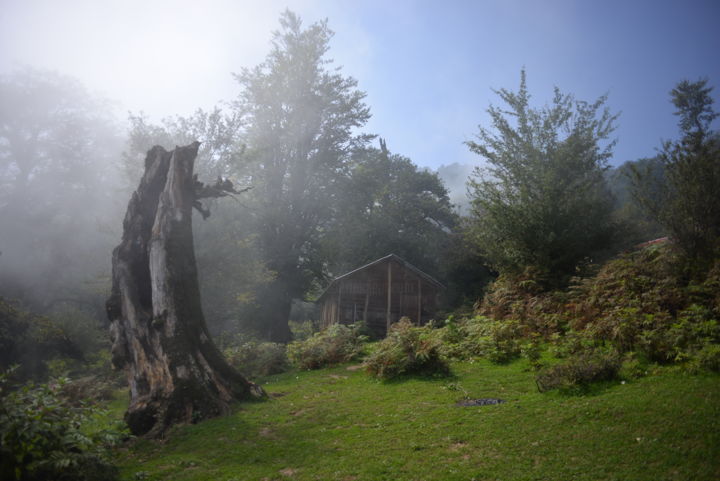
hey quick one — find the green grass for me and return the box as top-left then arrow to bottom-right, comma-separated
113,360 -> 720,481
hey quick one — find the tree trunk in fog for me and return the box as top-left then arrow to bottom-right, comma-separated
257,282 -> 293,343
106,142 -> 263,438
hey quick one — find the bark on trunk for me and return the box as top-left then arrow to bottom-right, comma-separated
106,143 -> 263,438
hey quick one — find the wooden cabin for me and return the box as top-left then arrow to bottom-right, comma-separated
317,254 -> 444,337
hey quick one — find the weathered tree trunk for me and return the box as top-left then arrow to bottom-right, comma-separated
106,143 -> 263,438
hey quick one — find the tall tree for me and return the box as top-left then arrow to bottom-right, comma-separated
234,11 -> 371,341
123,112 -> 272,337
325,139 -> 457,279
466,70 -> 618,287
107,142 -> 262,438
632,78 -> 720,267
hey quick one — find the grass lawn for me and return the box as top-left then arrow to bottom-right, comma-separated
113,360 -> 720,481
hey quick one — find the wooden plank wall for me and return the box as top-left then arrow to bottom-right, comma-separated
319,259 -> 439,337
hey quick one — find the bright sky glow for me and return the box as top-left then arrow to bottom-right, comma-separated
1,0 -> 719,169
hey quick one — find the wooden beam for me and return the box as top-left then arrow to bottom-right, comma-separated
417,279 -> 422,325
363,273 -> 370,323
386,261 -> 392,333
337,284 -> 342,324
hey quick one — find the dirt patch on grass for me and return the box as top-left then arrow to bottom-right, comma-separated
279,467 -> 298,477
259,427 -> 277,438
456,398 -> 506,407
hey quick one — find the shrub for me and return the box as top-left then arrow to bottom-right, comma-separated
466,317 -> 523,363
438,316 -> 523,363
535,348 -> 621,393
476,272 -> 573,336
547,330 -> 597,359
364,318 -> 448,380
224,340 -> 289,378
0,370 -> 127,481
288,320 -> 321,342
688,344 -> 720,373
618,352 -> 651,380
520,335 -> 544,370
287,323 -> 367,370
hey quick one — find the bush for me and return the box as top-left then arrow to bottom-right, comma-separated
438,316 -> 523,363
477,274 -> 572,336
224,340 -> 289,378
688,344 -> 720,373
364,318 -> 449,380
288,320 -> 322,342
535,348 -> 621,393
547,331 -> 597,359
0,298 -> 102,383
287,323 -> 367,370
618,352 -> 652,380
466,317 -> 523,363
0,370 -> 127,481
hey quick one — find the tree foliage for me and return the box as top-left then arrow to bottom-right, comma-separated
466,70 -> 618,286
324,140 -> 457,279
632,78 -> 720,268
234,11 -> 371,341
0,370 -> 126,481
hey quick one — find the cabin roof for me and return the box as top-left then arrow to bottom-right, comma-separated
316,254 -> 444,303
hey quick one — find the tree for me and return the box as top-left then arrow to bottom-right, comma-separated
607,157 -> 666,246
123,112 -> 272,338
324,139 -> 457,279
632,78 -> 720,267
466,70 -> 618,287
107,142 -> 262,438
234,11 -> 371,341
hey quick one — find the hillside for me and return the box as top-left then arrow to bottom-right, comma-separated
113,359 -> 720,481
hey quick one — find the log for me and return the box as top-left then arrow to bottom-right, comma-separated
106,143 -> 263,438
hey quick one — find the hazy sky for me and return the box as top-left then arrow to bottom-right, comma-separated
1,0 -> 719,169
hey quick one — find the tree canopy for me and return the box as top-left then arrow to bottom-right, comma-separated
466,70 -> 618,287
232,11 -> 371,341
324,139 -> 457,279
632,78 -> 720,268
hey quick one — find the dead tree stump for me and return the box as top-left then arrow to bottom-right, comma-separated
106,142 -> 263,438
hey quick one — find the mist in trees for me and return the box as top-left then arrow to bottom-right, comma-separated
1,8 -> 717,384
0,68 -> 126,348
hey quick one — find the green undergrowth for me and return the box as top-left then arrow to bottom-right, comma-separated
113,360 -> 720,481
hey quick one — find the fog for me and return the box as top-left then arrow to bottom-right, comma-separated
0,68 -> 126,317
435,163 -> 475,214
1,1 -> 718,340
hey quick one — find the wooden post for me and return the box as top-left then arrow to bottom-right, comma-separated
417,279 -> 422,325
386,261 -> 392,333
363,273 -> 370,323
337,283 -> 342,324
400,267 -> 407,319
